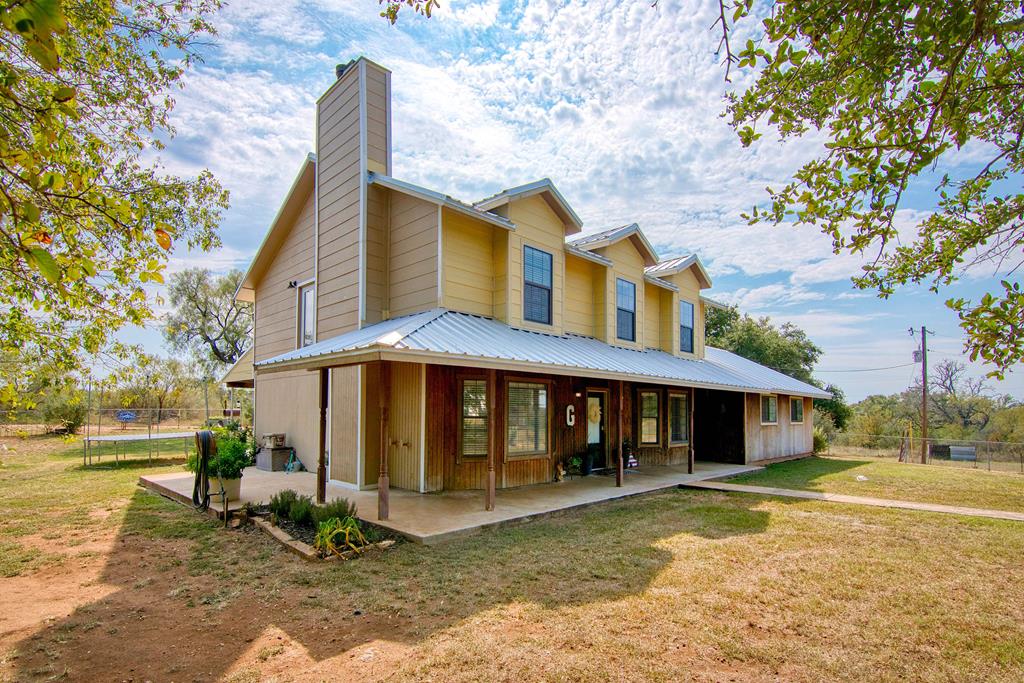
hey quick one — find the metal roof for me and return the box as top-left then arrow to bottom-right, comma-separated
645,253 -> 713,289
256,309 -> 830,398
566,223 -> 659,266
474,178 -> 584,233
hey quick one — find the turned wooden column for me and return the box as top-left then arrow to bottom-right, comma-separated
485,369 -> 497,511
688,387 -> 695,474
377,360 -> 391,521
616,380 -> 624,487
317,367 -> 328,504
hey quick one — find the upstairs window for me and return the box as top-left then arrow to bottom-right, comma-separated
761,395 -> 778,425
523,245 -> 552,325
790,397 -> 805,424
460,379 -> 488,458
679,300 -> 694,353
298,283 -> 315,348
616,278 -> 636,341
639,391 -> 659,445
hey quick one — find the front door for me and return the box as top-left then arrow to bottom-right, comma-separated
586,391 -> 607,469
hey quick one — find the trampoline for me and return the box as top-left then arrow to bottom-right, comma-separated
82,431 -> 194,466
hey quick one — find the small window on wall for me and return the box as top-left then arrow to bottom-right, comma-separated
616,278 -> 636,341
679,300 -> 694,353
507,381 -> 549,456
298,283 -> 315,348
669,393 -> 689,444
761,395 -> 778,425
523,245 -> 553,325
639,391 -> 659,445
460,379 -> 488,458
790,397 -> 805,424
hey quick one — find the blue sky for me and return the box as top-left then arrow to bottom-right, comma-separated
130,0 -> 1023,402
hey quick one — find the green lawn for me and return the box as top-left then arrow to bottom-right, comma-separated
2,437 -> 1024,682
730,455 -> 1024,512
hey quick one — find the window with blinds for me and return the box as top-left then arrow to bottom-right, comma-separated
639,390 -> 659,444
761,395 -> 778,424
460,379 -> 488,458
523,245 -> 552,325
616,278 -> 636,341
669,393 -> 688,443
507,381 -> 548,455
679,300 -> 694,353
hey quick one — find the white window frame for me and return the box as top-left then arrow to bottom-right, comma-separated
296,279 -> 316,349
790,397 -> 805,424
679,299 -> 695,354
760,394 -> 778,426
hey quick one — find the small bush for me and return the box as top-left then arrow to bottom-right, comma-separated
288,495 -> 315,526
268,489 -> 299,519
312,497 -> 357,526
813,425 -> 829,454
314,516 -> 368,557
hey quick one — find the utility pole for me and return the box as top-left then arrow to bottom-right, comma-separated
910,326 -> 932,464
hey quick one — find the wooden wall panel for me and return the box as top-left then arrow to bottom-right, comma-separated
564,255 -> 596,336
507,195 -> 566,334
254,370 -> 319,470
744,393 -> 814,462
442,210 -> 494,317
389,192 -> 438,316
329,365 -> 360,484
387,361 -> 423,491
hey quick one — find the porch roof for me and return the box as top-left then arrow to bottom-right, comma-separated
255,309 -> 830,399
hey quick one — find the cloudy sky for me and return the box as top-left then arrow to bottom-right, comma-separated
131,0 -> 1023,402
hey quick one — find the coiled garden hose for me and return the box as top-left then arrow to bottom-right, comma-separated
192,430 -> 214,511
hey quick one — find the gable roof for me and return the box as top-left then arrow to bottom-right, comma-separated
236,154 -> 316,303
254,308 -> 830,399
474,178 -> 584,234
368,172 -> 516,230
220,347 -> 254,388
567,223 -> 659,267
645,254 -> 713,289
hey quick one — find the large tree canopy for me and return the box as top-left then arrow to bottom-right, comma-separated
0,0 -> 228,391
163,268 -> 252,371
706,304 -> 822,384
720,0 -> 1024,376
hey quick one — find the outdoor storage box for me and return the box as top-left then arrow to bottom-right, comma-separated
256,446 -> 291,472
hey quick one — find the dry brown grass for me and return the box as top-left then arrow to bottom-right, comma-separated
2,436 -> 1023,682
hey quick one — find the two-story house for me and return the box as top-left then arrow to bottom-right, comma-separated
236,58 -> 828,518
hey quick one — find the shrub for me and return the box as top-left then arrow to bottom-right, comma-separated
288,495 -> 315,526
813,425 -> 829,454
210,436 -> 252,479
268,489 -> 299,519
313,516 -> 368,557
312,497 -> 357,526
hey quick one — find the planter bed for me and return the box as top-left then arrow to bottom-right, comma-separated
250,514 -> 395,562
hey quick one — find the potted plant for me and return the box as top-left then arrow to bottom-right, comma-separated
187,434 -> 253,502
580,447 -> 594,475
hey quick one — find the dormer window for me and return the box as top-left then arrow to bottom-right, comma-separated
523,245 -> 552,325
616,278 -> 636,342
679,300 -> 694,353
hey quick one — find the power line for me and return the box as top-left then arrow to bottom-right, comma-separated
817,362 -> 917,373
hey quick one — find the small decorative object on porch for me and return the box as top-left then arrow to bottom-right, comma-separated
623,438 -> 639,469
554,461 -> 565,482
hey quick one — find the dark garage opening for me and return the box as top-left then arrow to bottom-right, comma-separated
692,388 -> 745,464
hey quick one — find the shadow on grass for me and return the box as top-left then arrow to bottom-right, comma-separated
74,456 -> 188,471
728,455 -> 870,492
12,484 -> 771,681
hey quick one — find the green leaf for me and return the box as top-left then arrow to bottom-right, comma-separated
27,247 -> 60,283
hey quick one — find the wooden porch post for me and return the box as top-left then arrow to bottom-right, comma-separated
316,367 -> 328,504
688,387 -> 695,474
616,380 -> 624,487
485,369 -> 497,511
378,361 -> 391,521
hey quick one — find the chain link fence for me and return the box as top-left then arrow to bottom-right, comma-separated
828,433 -> 1024,474
1,407 -> 247,439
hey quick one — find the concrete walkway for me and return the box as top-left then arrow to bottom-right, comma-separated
681,480 -> 1024,522
141,461 -> 762,544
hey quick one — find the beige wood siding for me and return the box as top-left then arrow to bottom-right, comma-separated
744,394 -> 814,462
388,191 -> 438,317
255,370 -> 319,470
442,209 -> 494,316
364,64 -> 389,174
492,230 -> 509,322
596,239 -> 646,349
643,282 -> 661,350
363,183 -> 388,324
252,191 -> 315,362
564,254 -> 597,336
659,287 -> 678,354
316,66 -> 363,339
507,195 -> 565,334
329,365 -> 360,484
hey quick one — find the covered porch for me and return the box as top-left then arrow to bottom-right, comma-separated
139,460 -> 760,545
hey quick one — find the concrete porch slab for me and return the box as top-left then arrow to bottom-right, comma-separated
139,461 -> 761,545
